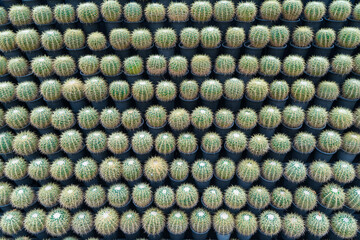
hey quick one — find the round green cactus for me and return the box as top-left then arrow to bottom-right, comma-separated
342,78 -> 360,100
329,107 -> 353,130
271,187 -> 292,209
304,1 -> 326,21
31,56 -> 53,78
292,26 -> 314,47
109,28 -> 131,50
38,133 -> 60,155
177,133 -> 197,154
236,108 -> 257,130
100,0 -> 122,22
51,108 -> 75,131
16,81 -> 39,102
317,81 -> 339,100
328,0 -> 352,21
179,80 -> 199,100
0,210 -> 24,236
236,2 -> 257,22
77,2 -> 99,23
132,183 -> 152,208
32,5 -> 53,25
37,183 -> 60,208
346,187 -> 360,211
215,109 -> 234,129
167,210 -> 188,235
191,54 -> 211,76
24,209 -> 46,234
60,129 -> 83,154
119,210 -> 141,235
258,105 -> 281,128
331,212 -> 357,239
248,186 -> 270,209
145,3 -> 165,22
132,79 -> 154,102
191,107 -> 213,130
168,108 -> 190,131
259,210 -> 282,237
62,78 -> 84,101
342,132 -> 360,154
215,158 -> 235,180
122,108 -> 143,130
337,27 -> 360,48
200,79 -> 223,101
8,5 -> 32,26
94,207 -> 119,236
308,161 -> 332,183
306,211 -> 330,237
0,82 -> 16,103
54,4 -> 76,23
107,131 -> 129,155
77,107 -> 100,129
214,0 -> 235,22
260,0 -> 281,21
190,1 -> 213,22
0,7 -> 8,25
283,55 -> 305,77
4,157 -> 27,181
269,26 -> 290,47
235,211 -> 257,236
284,160 -> 307,183
246,78 -> 269,101
249,25 -> 270,48
124,2 -> 142,22
176,183 -> 199,209
282,0 -> 303,21
142,208 -> 166,236
53,56 -> 76,77
155,28 -> 177,49
180,27 -> 200,48
154,186 -> 175,209
50,157 -> 74,182
320,183 -> 345,210
0,30 -> 17,52
122,158 -> 142,182
74,157 -> 98,182
131,131 -> 153,155
156,81 -> 177,102
214,55 -> 236,75
282,213 -> 305,239
261,159 -> 283,181
107,184 -> 130,208
291,79 -> 315,102
224,186 -> 246,210
123,55 -> 143,75
5,106 -> 29,130
248,134 -> 269,156
282,105 -> 305,128
306,106 -> 328,128
30,106 -> 52,129
100,107 -> 121,129
200,26 -> 222,48
333,160 -> 355,184
7,57 -> 29,77
71,211 -> 94,236
146,55 -> 166,76
144,156 -> 168,182
225,27 -> 245,48
84,77 -> 108,102
224,131 -> 247,153
190,208 -> 211,233
269,80 -> 289,100
131,28 -> 153,50
213,210 -> 235,235
109,81 -> 130,101
99,55 -> 121,76
168,56 -> 188,77
201,132 -> 222,153
170,159 -> 189,181
167,2 -> 189,22
237,159 -> 260,183
28,158 -> 50,181
155,132 -> 176,155
192,159 -> 213,183
59,185 -> 83,210
64,29 -> 85,50
317,130 -> 342,153
99,157 -> 121,183
0,56 -> 7,75
315,28 -> 336,48
0,182 -> 12,206
78,55 -> 99,75
145,105 -> 166,128
353,3 -> 360,20
13,131 -> 38,156
86,131 -> 107,154
223,78 -> 244,100
10,185 -> 35,209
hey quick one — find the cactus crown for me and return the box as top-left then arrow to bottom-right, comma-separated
246,78 -> 269,101
24,209 -> 47,234
236,108 -> 257,130
214,0 -> 235,22
154,186 -> 175,209
179,80 -> 199,100
131,28 -> 153,50
0,56 -> 7,75
329,0 -> 352,21
145,105 -> 167,128
168,56 -> 188,77
258,105 -> 282,128
293,132 -> 316,153
77,107 -> 100,129
60,130 -> 83,154
190,1 -> 213,22
262,159 -> 283,181
269,26 -> 290,47
338,26 -> 360,48
304,1 -> 326,21
320,183 -> 345,210
269,80 -> 289,100
94,207 -> 119,236
282,105 -> 305,128
292,26 -> 314,47
54,4 -> 76,23
124,55 -> 143,75
15,28 -> 41,51
167,3 -> 189,22
177,133 -> 197,154
167,210 -> 188,235
132,79 -> 154,102
238,55 -> 259,75
53,56 -> 76,77
317,130 -> 342,153
180,27 -> 200,48
50,158 -> 73,181
331,212 -> 357,239
37,183 -> 61,208
282,0 -> 303,21
170,158 -> 189,181
77,2 -> 99,23
87,32 -> 107,51
342,132 -> 360,154
31,56 -> 54,78
156,81 -> 177,102
38,133 -> 60,155
259,56 -> 281,76
215,157 -> 235,180
131,131 -> 153,154
100,55 -> 122,76
132,183 -> 152,207
176,183 -> 199,209
0,7 -> 8,25
30,106 -> 52,129
32,5 -> 53,25
260,0 -> 282,21
345,187 -> 360,211
0,210 -> 24,236
9,5 -> 32,26
109,28 -> 131,50
51,108 -> 75,130
168,108 -> 190,131
16,81 -> 39,102
201,132 -> 222,153
284,160 -> 307,183
271,187 -> 292,209
329,107 -> 354,130
225,130 -> 247,153
13,131 -> 38,156
309,161 -> 332,183
100,107 -> 121,129
248,134 -> 269,156
40,79 -> 62,101
72,211 -> 94,236
200,79 -> 223,101
291,79 -> 315,102
333,160 -> 355,184
0,30 -> 16,52
270,133 -> 291,154
5,106 -> 30,130
225,27 -> 245,48
107,131 -> 129,154
224,186 -> 247,210
259,210 -> 282,236
109,81 -> 130,101
307,211 -> 330,237
101,0 -> 122,22
64,29 -> 85,49
315,28 -> 336,48
155,132 -> 176,155
248,186 -> 271,209
215,109 -> 234,129
78,55 -> 100,75
191,106 -> 213,130
59,185 -> 84,209
237,159 -> 260,182
236,2 -> 257,21
145,3 -> 166,22
142,208 -> 166,235
190,208 -> 211,233
213,210 -> 235,235
122,158 -> 142,181
249,25 -> 270,48
306,56 -> 330,77
191,54 -> 212,76
146,55 -> 167,76
124,2 -> 142,22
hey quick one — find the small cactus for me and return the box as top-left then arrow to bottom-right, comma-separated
246,78 -> 269,101
342,132 -> 360,154
177,133 -> 197,154
155,132 -> 176,155
154,186 -> 175,209
132,79 -> 154,102
146,55 -> 166,76
271,187 -> 292,209
180,27 -> 200,49
337,27 -> 360,48
354,3 -> 360,20
107,131 -> 130,155
306,212 -> 330,238
190,1 -> 213,22
145,105 -> 167,128
62,78 -> 84,101
317,130 -> 342,153
215,109 -> 234,129
170,159 -> 189,181
214,0 -> 235,22
132,183 -> 152,208
71,211 -> 94,236
200,26 -> 222,48
331,54 -> 354,76
77,107 -> 100,129
40,79 -> 62,101
259,210 -> 282,237
24,209 -> 46,235
346,187 -> 360,211
317,81 -> 339,100
320,183 -> 345,210
123,55 -> 143,75
94,207 -> 119,236
99,157 -> 122,183
167,3 -> 189,22
333,160 -> 355,184
224,186 -> 246,210
190,208 -> 211,233
168,108 -> 191,131
167,210 -> 188,235
0,182 -> 12,206
51,108 -> 75,131
235,211 -> 257,236
121,108 -> 142,130
200,79 -> 223,101
107,184 -> 130,208
79,55 -> 100,75
236,108 -> 257,130
50,157 -> 74,182
131,131 -> 153,154
292,26 -> 314,47
328,0 -> 352,21
60,130 -> 83,154
282,214 -> 305,239
84,77 -> 108,102
282,105 -> 305,128
0,30 -> 17,52
315,28 -> 336,48
109,28 -> 131,50
215,55 -> 236,75
237,159 -> 260,183
100,0 -> 122,22
330,212 -> 358,239
329,107 -> 353,130
10,185 -> 35,209
77,2 -> 99,23
308,161 -> 333,183
248,186 -> 270,210
38,133 -> 60,155
291,79 -> 315,102
237,55 -> 259,76
4,157 -> 27,181
100,107 -> 121,129
155,28 -> 177,49
283,55 -> 305,77
191,54 -> 211,76
304,1 -> 326,21
30,106 -> 52,130
249,25 -> 270,48
124,2 -> 143,22
179,80 -> 199,100
191,107 -> 213,130
284,160 -> 307,184
269,80 -> 289,100
32,5 -> 53,25
131,28 -> 153,50
168,56 -> 188,77
282,0 -> 303,21
261,159 -> 283,181
109,81 -> 130,101
306,106 -> 328,128
59,185 -> 83,210
176,184 -> 199,209
13,131 -> 38,156
258,105 -> 282,128
145,3 -> 166,22
156,81 -> 177,102
213,210 -> 235,235
225,27 -> 245,48
8,5 -> 32,26
16,81 -> 39,102
64,29 -> 85,50
223,78 -> 244,100
7,57 -> 29,77
53,56 -> 77,77
342,78 -> 360,100
144,156 -> 168,182
0,210 -> 24,236
215,158 -> 235,180
5,106 -> 30,130
28,158 -> 50,181
260,0 -> 281,21
74,157 -> 98,182
54,4 -> 76,23
142,208 -> 166,236
201,132 -> 222,153
248,134 -> 269,156
122,158 -> 142,182
236,2 -> 257,22
0,56 -> 7,75
100,55 -> 121,76
0,7 -> 8,25
269,26 -> 290,47
225,131 -> 247,153
119,210 -> 141,235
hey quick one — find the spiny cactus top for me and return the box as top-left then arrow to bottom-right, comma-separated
284,160 -> 307,183
156,81 -> 177,102
258,105 -> 282,128
167,2 -> 189,22
291,79 -> 315,102
131,131 -> 153,154
145,3 -> 166,22
124,55 -> 143,75
170,158 -> 189,181
122,157 -> 142,181
100,0 -> 122,22
246,78 -> 269,101
282,214 -> 305,239
4,157 -> 27,181
319,183 -> 345,210
50,158 -> 73,182
78,55 -> 100,76
124,2 -> 143,22
107,131 -> 129,154
308,161 -> 332,184
215,158 -> 235,180
0,209 -> 24,235
282,0 -> 303,21
214,0 -> 235,22
315,28 -> 336,48
16,81 -> 40,102
53,56 -> 77,77
109,80 -> 130,101
59,185 -> 84,210
13,131 -> 38,156
5,106 -> 29,130
64,29 -> 85,50
142,208 -> 166,235
145,105 -> 167,128
328,0 -> 352,21
77,107 -> 100,129
306,56 -> 330,77
346,187 -> 360,211
168,56 -> 188,77
31,56 -> 54,78
86,131 -> 107,154
155,28 -> 177,49
180,27 -> 200,48
200,26 -> 221,48
236,2 -> 257,22
238,55 -> 259,75
119,210 -> 141,235
317,130 -> 342,153
259,0 -> 282,21
100,55 -> 122,76
283,55 -> 306,77
32,5 -> 53,25
331,54 -> 353,75
154,186 -> 175,209
354,3 -> 360,20
213,210 -> 235,235
176,183 -> 199,209
292,26 -> 314,47
214,109 -> 234,129
223,186 -> 246,210
132,183 -> 153,207
85,185 -> 106,209
167,210 -> 188,235
109,28 -> 131,50
177,133 -> 197,154
191,54 -> 211,76
0,30 -> 17,52
144,156 -> 168,182
215,55 -> 236,75
10,185 -> 35,209
87,32 -> 107,51
190,208 -> 211,233
131,28 -> 153,50
269,26 -> 290,47
259,55 -> 281,76
179,80 -> 199,100
60,129 -> 83,154
190,1 -> 213,22
342,132 -> 360,154
54,4 -> 76,23
329,107 -> 354,130
155,132 -> 176,155
107,184 -> 130,208
293,132 -> 316,153
41,30 -> 64,51
342,78 -> 360,100
271,187 -> 292,209
282,105 -> 305,128
38,133 -> 60,155
8,5 -> 32,26
261,159 -> 283,182
330,212 -> 357,239
132,79 -> 154,102
28,157 -> 50,181
94,207 -> 119,236
333,160 -> 355,184
191,106 -> 213,130
304,1 -> 326,21
259,210 -> 282,236
270,133 -> 291,154
7,57 -> 30,77
72,211 -> 94,236
200,79 -> 223,101
306,211 -> 330,237
0,131 -> 14,155
84,77 -> 108,102
30,106 -> 52,129
77,2 -> 100,23
146,55 -> 167,76
225,27 -> 245,48
248,186 -> 271,209
99,157 -> 121,183
235,211 -> 258,236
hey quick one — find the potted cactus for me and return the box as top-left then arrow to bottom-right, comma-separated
247,186 -> 271,215
214,109 -> 234,138
307,161 -> 333,191
0,131 -> 14,160
314,81 -> 339,110
32,5 -> 55,32
289,26 -> 313,58
337,29 -> 360,54
40,79 -> 65,110
145,106 -> 167,136
99,157 -> 122,184
5,106 -> 30,132
122,158 -> 143,187
190,54 -> 212,84
77,3 -> 100,34
349,3 -> 360,27
109,28 -> 131,58
13,131 -> 39,161
179,27 -> 200,59
177,133 -> 198,163
259,55 -> 282,82
84,77 -> 109,110
74,157 -> 99,185
235,2 -> 256,33
328,54 -> 354,85
53,56 -> 78,82
100,107 -> 121,134
260,159 -> 283,190
214,158 -> 236,189
200,26 -> 221,59
270,187 -> 292,216
200,79 -> 223,111
156,81 -> 177,111
154,186 -> 175,214
109,81 -> 131,111
131,28 -> 153,59
31,55 -> 54,81
223,78 -> 244,112
145,3 -> 166,31
167,2 -> 189,34
192,159 -> 213,191
236,159 -> 260,190
190,1 -> 213,29
282,55 -> 306,84
245,25 -> 270,58
132,183 -> 153,213
78,55 -> 100,79
223,27 -> 245,59
85,185 -> 106,211
268,133 -> 291,162
94,207 -> 119,238
191,106 -> 213,139
51,108 -> 75,131
101,0 -> 122,34
71,211 -> 94,239
4,157 -> 30,185
50,158 -> 74,186
330,212 -> 358,239
306,211 -> 330,239
86,32 -> 110,57
0,7 -> 9,31
77,107 -> 100,134
59,185 -> 84,212
121,108 -> 144,136
61,78 -> 86,113
201,132 -> 222,162
283,160 -> 307,191
10,185 -> 35,210
313,28 -> 336,57
235,108 -> 257,137
224,131 -> 247,162
179,80 -> 199,111
236,55 -> 259,82
213,0 -> 235,33
144,156 -> 168,188
154,132 -> 175,160
328,107 -> 354,132
0,56 -> 10,83
258,210 -> 282,239
107,131 -> 130,159
245,78 -> 269,111
338,78 -> 360,110
214,55 -> 236,83
168,108 -> 190,135
100,55 -> 122,82
303,106 -> 328,137
302,1 -> 326,32
63,29 -> 87,61
30,106 -> 53,134
123,55 -> 144,84
318,183 -> 345,215
9,5 -> 32,29
258,105 -> 281,138
0,210 -> 25,237
28,158 -> 50,185
24,209 -> 48,238
224,186 -> 246,214
190,208 -> 211,240
60,129 -> 85,160
257,0 -> 281,26
213,210 -> 235,240
314,130 -> 342,161
0,30 -> 22,58
131,131 -> 153,162
325,1 -> 352,31
154,28 -> 177,58
282,213 -> 305,240
123,2 -> 143,31
142,208 -> 166,240
168,56 -> 188,84
281,0 -> 303,31
290,79 -> 315,109
119,210 -> 141,239
345,187 -> 360,213
337,132 -> 360,162
281,105 -> 305,138
38,133 -> 63,161
167,210 -> 188,240
333,160 -> 355,185
7,57 -> 35,83
267,26 -> 290,58
169,159 -> 189,188
107,184 -> 131,212
53,4 -> 77,32
235,211 -> 257,240
246,134 -> 269,162
16,81 -> 44,109
176,183 -> 199,213
146,55 -> 167,83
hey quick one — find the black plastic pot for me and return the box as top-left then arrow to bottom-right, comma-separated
135,99 -> 153,113
348,17 -> 360,28
0,203 -> 12,212
91,44 -> 111,58
44,97 -> 66,110
133,198 -> 153,214
303,71 -> 322,86
213,18 -> 233,34
23,151 -> 41,162
266,95 -> 288,110
235,19 -> 253,34
192,72 -> 210,86
103,72 -> 123,83
125,71 -> 144,85
47,149 -> 65,162
223,95 -> 242,113
243,41 -> 264,58
179,146 -> 198,164
37,125 -> 56,135
224,145 -> 243,163
288,42 -> 311,58
270,203 -> 286,217
0,0 -> 18,9
313,147 -> 335,162
213,70 -> 233,84
0,73 -> 14,84
147,122 -> 166,137
214,173 -> 232,189
236,231 -> 254,240
190,227 -> 210,240
147,18 -> 166,33
312,94 -> 334,111
266,44 -> 287,59
67,45 -> 88,61
235,122 -> 255,138
114,146 -> 132,161
280,18 -> 301,32
334,42 -> 356,56
327,70 -> 347,86
244,95 -> 265,111
291,202 -> 308,217
302,121 -> 326,137
134,148 -> 153,163
257,72 -> 275,83
201,146 -> 221,164
91,96 -> 110,111
305,232 -> 324,240
66,145 -> 86,161
179,95 -> 198,112
301,17 -> 323,32
312,43 -> 334,57
255,17 -> 273,27
68,98 -> 88,114
179,43 -> 198,60
280,123 -> 303,139
267,148 -> 287,162
157,47 -> 175,59
291,145 -> 313,162
216,232 -> 231,240
246,149 -> 264,163
201,44 -> 220,60
289,95 -> 310,110
127,175 -> 143,188
190,19 -> 210,29
316,201 -> 333,216
281,70 -> 298,85
236,172 -> 253,190
15,72 -> 37,83
89,150 -> 108,163
247,203 -> 262,216
200,97 -> 219,112
170,71 -> 188,85
222,43 -> 242,60
124,229 -> 140,240
324,17 -> 346,32
58,70 -> 79,82
81,19 -> 101,35
26,96 -> 46,110
214,122 -> 233,139
306,175 -> 323,192
335,95 -> 357,110
170,20 -> 187,35
0,22 -> 12,32
169,175 -> 188,189
137,44 -> 154,60
0,152 -> 15,161
57,20 -> 79,33
125,118 -> 144,137
169,231 -> 186,240
113,95 -> 132,112
112,46 -> 131,59
159,150 -> 175,162
147,72 -> 166,84
124,18 -> 144,31
158,98 -> 175,112
282,175 -> 299,192
1,48 -> 23,58
14,174 -> 34,186
337,148 -> 357,163
259,176 -> 277,191
22,0 -> 40,7
257,124 -> 277,139
103,20 -> 122,35
194,175 -> 212,191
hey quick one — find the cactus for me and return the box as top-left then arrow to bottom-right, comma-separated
28,158 -> 50,181
0,56 -> 7,75
77,107 -> 100,129
329,0 -> 352,21
306,212 -> 330,237
191,54 -> 212,76
282,105 -> 305,128
282,0 -> 303,21
237,159 -> 260,183
0,30 -> 17,52
155,132 -> 176,155
224,186 -> 246,210
8,5 -> 32,26
317,81 -> 339,100
77,2 -> 99,23
132,79 -> 154,102
109,81 -> 130,101
213,210 -> 235,235
107,132 -> 129,155
30,106 -> 52,130
167,3 -> 189,22
5,107 -> 29,130
331,54 -> 354,75
224,131 -> 247,153
60,130 -> 83,154
291,79 -> 315,102
124,2 -> 142,22
176,184 -> 199,209
121,108 -> 142,130
13,131 -> 38,156
167,109 -> 190,131
4,157 -> 27,181
32,5 -> 53,25
50,158 -> 74,182
201,132 -> 222,153
304,1 -> 326,21
235,108 -> 257,130
74,157 -> 98,182
0,7 -> 7,25
94,207 -> 119,236
260,0 -> 282,21
235,211 -> 257,236
144,156 -> 168,182
306,106 -> 328,128
190,1 -> 213,22
215,158 -> 235,180
0,210 -> 24,235
282,214 -> 305,239
54,4 -> 76,23
346,187 -> 360,211
101,0 -> 122,22
99,55 -> 121,76
248,186 -> 270,209
292,26 -> 314,47
62,78 -> 84,101
64,29 -> 85,50
146,55 -> 166,76
145,105 -> 167,128
309,161 -> 332,183
155,28 -> 177,49
269,26 -> 290,47
177,133 -> 197,154
131,28 -> 153,50
317,130 -> 342,153
237,56 -> 259,76
258,105 -> 281,128
223,78 -> 244,100
156,81 -> 177,102
168,56 -> 188,77
259,210 -> 282,236
200,79 -> 223,101
119,210 -> 141,235
142,208 -> 166,236
84,77 -> 108,102
59,185 -> 84,210
268,80 -> 289,100
31,56 -> 53,78
131,131 -> 153,154
249,25 -> 270,48
123,56 -> 143,75
191,107 -> 213,130
99,157 -> 121,183
320,183 -> 345,210
315,28 -> 336,48
167,210 -> 188,235
248,134 -> 269,156
145,3 -> 165,22
246,78 -> 269,101
51,108 -> 75,131
306,56 -> 330,77
170,159 -> 189,181
24,208 -> 46,234
122,158 -> 142,182
109,28 -> 131,50
338,27 -> 360,48
10,185 -> 35,209
0,131 -> 14,154
87,32 -> 107,51
16,81 -> 39,102
100,107 -> 121,129
189,208 -> 211,234
214,0 -> 235,22
192,159 -> 213,183
7,57 -> 29,77
132,183 -> 152,207
271,187 -> 292,209
261,159 -> 283,181
329,107 -> 353,130
154,186 -> 175,209
354,3 -> 360,20
214,55 -> 236,75
107,184 -> 130,208
236,2 -> 257,22
39,80 -> 61,101
333,160 -> 355,184
224,27 -> 245,48
284,160 -> 307,184
283,55 -> 305,77
179,80 -> 199,100
331,212 -> 357,239
180,27 -> 200,48
342,78 -> 360,100
71,211 -> 94,236
215,109 -> 234,129
53,56 -> 76,77
38,134 -> 60,155
342,132 -> 360,154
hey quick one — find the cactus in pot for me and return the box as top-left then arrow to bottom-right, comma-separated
71,211 -> 94,237
86,131 -> 107,156
248,25 -> 270,48
258,210 -> 282,237
168,56 -> 188,78
201,132 -> 222,154
100,107 -> 121,130
100,0 -> 122,22
142,208 -> 166,238
132,183 -> 152,208
131,131 -> 153,156
78,55 -> 99,76
200,79 -> 223,103
317,130 -> 342,154
74,157 -> 98,183
192,159 -> 213,184
167,210 -> 188,238
180,27 -> 200,49
214,0 -> 235,22
144,156 -> 168,183
319,183 -> 345,211
190,1 -> 213,23
61,78 -> 84,102
154,28 -> 177,50
345,187 -> 360,211
224,186 -> 246,211
0,210 -> 24,236
291,79 -> 315,103
214,55 -> 236,76
122,157 -> 142,183
7,57 -> 30,77
132,79 -> 154,103
100,55 -> 121,77
315,28 -> 336,48
248,186 -> 271,210
87,32 -> 107,52
0,56 -> 7,76
109,81 -> 130,102
340,131 -> 360,159
308,161 -> 333,186
224,78 -> 244,101
177,133 -> 198,155
191,54 -> 212,77
304,1 -> 326,21
119,210 -> 141,237
306,106 -> 328,130
59,185 -> 83,210
292,26 -> 314,47
330,212 -> 358,239
54,4 -> 76,24
247,134 -> 269,158
341,78 -> 360,103
30,106 -> 52,130
31,56 -> 53,78
155,132 -> 176,156
107,184 -> 130,209
154,186 -> 175,210
176,183 -> 199,210
50,157 -> 73,182
259,0 -> 281,22
28,158 -> 50,182
32,5 -> 53,26
156,81 -> 177,104
235,211 -> 257,238
121,108 -> 143,131
36,184 -> 60,210
258,105 -> 282,129
282,105 -> 305,128
270,133 -> 291,157
170,159 -> 189,182
328,0 -> 352,21
40,79 -> 62,102
5,106 -> 30,130
261,159 -> 283,182
63,29 -> 85,50
213,210 -> 235,238
109,28 -> 131,50
167,3 -> 189,22
0,30 -> 17,53
283,160 -> 307,185
16,81 -> 40,103
202,186 -> 223,211
51,108 -> 75,131
84,76 -> 108,103
13,131 -> 38,157
99,157 -> 122,183
8,5 -> 32,27
333,160 -> 355,184
271,187 -> 292,210
123,2 -> 143,23
224,27 -> 245,48
0,182 -> 13,206
60,129 -> 83,154
131,28 -> 153,50
94,207 -> 119,237
4,157 -> 27,181
282,213 -> 305,239
245,78 -> 269,101
145,3 -> 166,23
53,56 -> 76,77
236,2 -> 257,22
123,55 -> 144,76
269,26 -> 290,48
283,55 -> 305,77
10,185 -> 35,209
145,105 -> 167,129
329,107 -> 353,130
331,54 -> 353,75
259,55 -> 282,78
146,55 -> 167,77
282,0 -> 303,21
316,81 -> 339,102
41,30 -> 64,52
215,109 -> 234,130
236,108 -> 257,131
191,106 -> 213,131
168,108 -> 190,131
24,208 -> 46,235
306,211 -> 330,238
224,130 -> 247,156
237,159 -> 260,186
77,107 -> 100,130
179,80 -> 199,101
77,2 -> 99,24
107,132 -> 129,155
337,27 -> 360,49
85,185 -> 106,210
214,158 -> 235,182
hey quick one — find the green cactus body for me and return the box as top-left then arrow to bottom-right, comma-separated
78,55 -> 99,75
191,107 -> 213,130
28,158 -> 50,181
282,105 -> 305,128
32,6 -> 53,25
122,108 -> 143,130
337,27 -> 360,48
283,55 -> 305,77
37,183 -> 60,208
59,185 -> 83,210
100,107 -> 121,129
75,157 -> 98,182
309,161 -> 332,183
177,133 -> 197,154
0,56 -> 7,75
320,183 -> 345,210
329,1 -> 352,21
200,79 -> 223,101
354,3 -> 360,20
315,28 -> 336,48
167,210 -> 188,235
258,105 -> 281,128
86,131 -> 107,154
248,186 -> 270,209
31,56 -> 53,78
225,27 -> 245,48
4,157 -> 27,181
124,56 -> 143,75
24,208 -> 46,234
176,184 -> 199,209
214,0 -> 235,22
99,157 -> 121,183
0,182 -> 12,205
215,158 -> 235,180
214,55 -> 236,75
179,80 -> 199,100
146,55 -> 166,76
168,56 -> 188,77
154,186 -> 175,209
260,0 -> 282,21
109,28 -> 131,50
145,3 -> 165,22
0,7 -> 8,25
329,107 -> 353,130
0,82 -> 15,103
168,108 -> 190,131
180,27 -> 200,48
53,56 -> 76,77
190,208 -> 211,233
84,77 -> 108,102
201,132 -> 222,153
132,183 -> 152,207
38,134 -> 60,155
291,79 -> 315,102
144,156 -> 168,182
77,107 -> 100,129
50,157 -> 74,181
235,211 -> 257,236
5,106 -> 29,130
155,28 -> 177,49
71,211 -> 94,236
131,131 -> 153,154
355,108 -> 360,128
64,29 -> 85,50
132,79 -> 154,102
10,185 -> 35,209
54,4 -> 76,23
190,1 -> 213,22
9,5 -> 32,26
292,26 -> 314,47
282,213 -> 305,239
154,131 -> 175,155
317,130 -> 342,153
317,81 -> 339,100
331,212 -> 357,239
191,159 -> 213,183
248,134 -> 269,156
100,55 -> 121,76
342,78 -> 360,100
170,159 -> 189,181
346,187 -> 360,211
60,130 -> 83,154
215,109 -> 234,129
131,29 -> 153,50
304,1 -> 326,21
236,2 -> 256,22
30,106 -> 52,129
101,0 -> 122,22
224,131 -> 246,154
16,81 -> 39,102
156,81 -> 177,102
223,78 -> 244,100
7,57 -> 29,77
306,56 -> 330,78
246,78 -> 269,101
306,211 -> 330,237
269,26 -> 290,47
191,54 -> 212,76
145,105 -> 167,128
77,2 -> 99,23
268,80 -> 289,101
142,208 -> 166,236
306,106 -> 328,129
271,187 -> 292,209
224,186 -> 246,210
167,3 -> 189,22
94,207 -> 119,236
284,160 -> 307,184
107,184 -> 130,208
333,160 -> 355,184
107,131 -> 129,155
259,210 -> 282,236
236,108 -> 257,130
122,158 -> 142,182
124,2 -> 142,22
213,210 -> 235,235
282,0 -> 303,21
62,78 -> 84,101
51,108 -> 75,131
109,81 -> 130,101
261,159 -> 283,181
0,210 -> 24,235
13,131 -> 38,156
342,132 -> 360,154
0,30 -> 17,52
119,210 -> 141,235
249,25 -> 270,48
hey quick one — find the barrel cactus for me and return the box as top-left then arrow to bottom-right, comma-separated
237,159 -> 260,183
77,2 -> 99,23
317,130 -> 342,153
176,184 -> 199,210
155,132 -> 176,155
142,208 -> 166,236
32,5 -> 53,25
192,159 -> 213,183
261,159 -> 283,182
168,108 -> 190,131
292,26 -> 314,47
179,80 -> 199,100
10,185 -> 35,209
202,186 -> 223,211
269,26 -> 290,47
260,55 -> 282,76
62,78 -> 84,101
109,28 -> 131,50
50,157 -> 74,182
283,55 -> 305,77
154,186 -> 175,210
236,108 -> 257,130
71,211 -> 94,237
107,131 -> 129,155
190,1 -> 213,22
131,131 -> 153,155
201,132 -> 222,153
200,79 -> 223,101
146,55 -> 166,76
0,182 -> 12,206
131,28 -> 153,50
200,27 -> 221,48
215,55 -> 236,75
191,107 -> 213,130
224,78 -> 244,100
30,106 -> 52,129
84,77 -> 108,102
88,32 -> 108,51
16,81 -> 39,102
78,55 -> 99,76
109,81 -> 130,101
0,56 -> 7,75
74,157 -> 98,182
4,157 -> 27,181
282,0 -> 303,21
8,5 -> 32,26
333,160 -> 355,184
258,105 -> 282,129
60,130 -> 83,154
258,210 -> 282,237
282,213 -> 305,239
330,212 -> 358,239
271,187 -> 292,210
190,208 -> 211,233
191,54 -> 211,77
123,56 -> 143,75
167,3 -> 189,22
180,27 -> 200,48
332,54 -> 354,76
132,183 -> 152,208
100,0 -> 121,22
156,81 -> 177,102
214,0 -> 235,22
248,186 -> 271,210
0,30 -> 17,52
283,160 -> 307,184
144,156 -> 168,182
107,184 -> 130,208
7,57 -> 29,77
167,210 -> 188,235
304,1 -> 326,21
132,79 -> 154,102
320,183 -> 345,210
145,3 -> 166,22
31,56 -> 53,78
236,2 -> 257,22
170,159 -> 189,181
0,131 -> 13,154
177,133 -> 197,154
259,0 -> 281,21
51,108 -> 75,131
122,158 -> 142,182
28,158 -> 50,181
13,131 -> 38,156
63,29 -> 85,50
40,80 -> 61,101
248,134 -> 269,157
5,106 -> 30,130
0,210 -> 24,236
168,56 -> 188,77
282,105 -> 305,128
309,161 -> 332,183
121,108 -> 142,130
315,28 -> 336,48
154,28 -> 177,49
53,56 -> 76,77
337,27 -> 360,49
123,2 -> 142,22
306,211 -> 330,238
291,79 -> 315,102
59,185 -> 83,210
246,78 -> 269,101
99,157 -> 121,183
328,0 -> 352,21
54,4 -> 76,23
119,210 -> 141,236
225,27 -> 245,48
249,25 -> 270,48
215,109 -> 234,129
94,207 -> 119,237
